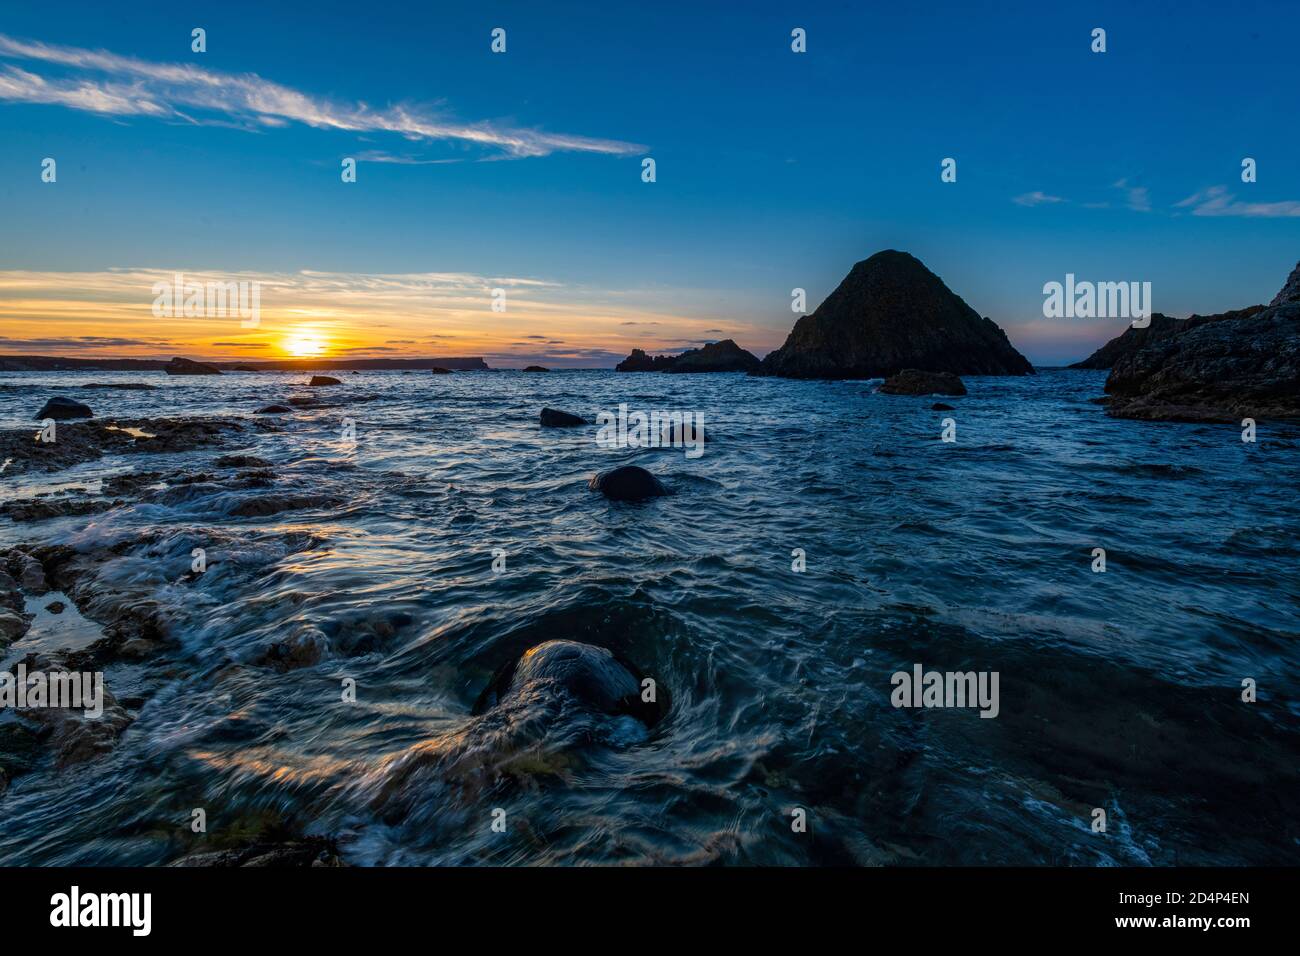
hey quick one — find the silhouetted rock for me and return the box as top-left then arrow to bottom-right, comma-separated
307,375 -> 341,386
79,383 -> 157,390
1070,308 -> 1265,369
523,365 -> 549,372
1105,263 -> 1300,422
616,339 -> 760,373
880,369 -> 967,396
589,465 -> 668,501
540,408 -> 586,427
254,404 -> 292,414
615,348 -> 677,372
667,339 -> 760,372
429,367 -> 452,374
163,357 -> 222,375
932,402 -> 955,411
35,397 -> 93,420
757,250 -> 1033,379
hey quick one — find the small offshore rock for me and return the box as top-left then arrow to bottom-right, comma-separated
880,369 -> 967,396
307,375 -> 341,386
35,397 -> 93,420
589,465 -> 668,501
540,407 -> 585,427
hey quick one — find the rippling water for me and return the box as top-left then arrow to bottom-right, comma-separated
1,368 -> 1298,865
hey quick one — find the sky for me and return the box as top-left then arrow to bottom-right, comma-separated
0,0 -> 1297,367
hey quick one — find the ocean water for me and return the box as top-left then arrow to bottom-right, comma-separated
0,368 -> 1297,866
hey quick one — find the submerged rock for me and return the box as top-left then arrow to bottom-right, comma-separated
254,404 -> 292,414
880,369 -> 967,396
588,465 -> 668,501
1105,263 -> 1300,422
307,375 -> 342,386
164,356 -> 222,375
429,367 -> 453,374
756,250 -> 1033,379
522,365 -> 549,372
79,382 -> 157,390
474,640 -> 660,726
34,397 -> 93,420
540,407 -> 585,427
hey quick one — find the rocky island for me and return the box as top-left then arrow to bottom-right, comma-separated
756,250 -> 1033,379
615,339 -> 760,373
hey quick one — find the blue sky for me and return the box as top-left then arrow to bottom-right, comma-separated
1,0 -> 1297,366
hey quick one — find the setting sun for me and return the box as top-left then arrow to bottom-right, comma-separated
284,334 -> 327,357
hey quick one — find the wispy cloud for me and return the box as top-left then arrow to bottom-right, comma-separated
1113,178 -> 1151,212
1174,185 -> 1300,218
1012,190 -> 1067,207
0,33 -> 644,159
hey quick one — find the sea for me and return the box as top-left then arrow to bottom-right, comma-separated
0,367 -> 1297,865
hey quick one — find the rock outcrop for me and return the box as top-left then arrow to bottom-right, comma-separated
1070,308 -> 1266,370
879,369 -> 967,396
756,250 -> 1033,379
616,339 -> 760,373
163,357 -> 222,375
523,365 -> 549,372
307,375 -> 341,386
1105,262 -> 1300,422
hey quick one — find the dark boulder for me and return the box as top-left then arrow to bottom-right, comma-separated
880,369 -> 967,396
932,402 -> 955,411
79,383 -> 157,390
1105,262 -> 1300,422
540,407 -> 585,427
523,365 -> 549,372
307,375 -> 341,386
254,404 -> 292,414
756,250 -> 1033,379
163,357 -> 222,375
34,397 -> 93,420
429,367 -> 453,375
589,465 -> 668,501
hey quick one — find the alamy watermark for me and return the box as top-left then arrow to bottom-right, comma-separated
1043,274 -> 1151,327
595,403 -> 705,458
0,663 -> 104,718
890,663 -> 1000,718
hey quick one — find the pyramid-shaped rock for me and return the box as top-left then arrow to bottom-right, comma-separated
756,250 -> 1033,379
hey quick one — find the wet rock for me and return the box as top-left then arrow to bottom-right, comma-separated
523,365 -> 549,372
307,375 -> 341,386
164,356 -> 222,375
254,404 -> 292,414
45,600 -> 66,614
12,653 -> 134,767
35,396 -> 93,420
880,369 -> 967,396
931,402 -> 955,411
79,382 -> 157,390
757,250 -> 1033,379
101,470 -> 165,496
254,625 -> 327,672
540,407 -> 585,427
213,455 -> 271,469
0,608 -> 29,645
227,492 -> 339,517
170,836 -> 343,867
2,497 -> 118,523
6,550 -> 48,592
429,367 -> 453,374
589,465 -> 668,501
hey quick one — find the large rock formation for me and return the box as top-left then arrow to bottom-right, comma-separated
1070,308 -> 1266,370
615,339 -> 760,373
1104,262 -> 1300,422
879,369 -> 967,396
756,250 -> 1032,379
